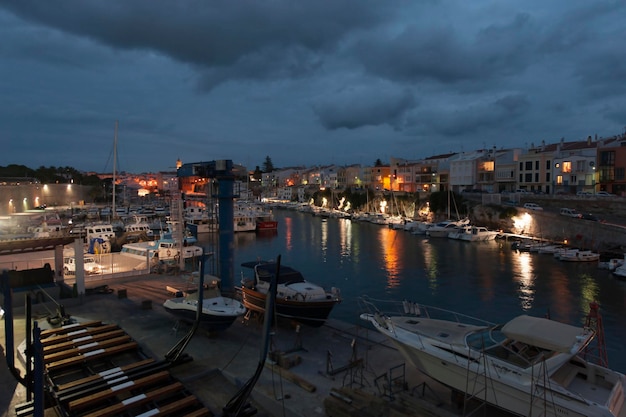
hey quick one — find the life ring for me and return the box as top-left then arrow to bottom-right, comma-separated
166,249 -> 172,257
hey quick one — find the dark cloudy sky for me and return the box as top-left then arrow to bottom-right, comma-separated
1,1 -> 625,173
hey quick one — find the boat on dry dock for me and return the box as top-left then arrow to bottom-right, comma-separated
361,300 -> 626,417
239,260 -> 341,327
163,288 -> 246,332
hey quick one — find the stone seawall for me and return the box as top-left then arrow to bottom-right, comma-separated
471,203 -> 626,252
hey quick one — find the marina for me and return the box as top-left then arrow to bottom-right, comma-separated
2,207 -> 626,416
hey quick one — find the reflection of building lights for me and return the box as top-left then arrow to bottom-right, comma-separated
67,184 -> 72,191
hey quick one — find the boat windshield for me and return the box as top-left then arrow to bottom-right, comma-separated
466,325 -> 506,350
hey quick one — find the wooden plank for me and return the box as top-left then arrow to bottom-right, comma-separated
55,358 -> 155,392
264,362 -> 316,392
40,320 -> 102,338
81,382 -> 184,417
182,408 -> 213,417
44,335 -> 131,363
79,382 -> 184,417
42,324 -> 119,346
69,370 -> 172,412
44,329 -> 126,354
46,342 -> 138,372
141,395 -> 199,417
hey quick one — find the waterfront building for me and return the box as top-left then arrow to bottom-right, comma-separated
597,134 -> 626,196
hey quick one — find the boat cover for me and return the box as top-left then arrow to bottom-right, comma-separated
501,315 -> 586,353
241,261 -> 306,285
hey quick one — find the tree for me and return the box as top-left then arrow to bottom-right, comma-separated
262,156 -> 274,173
374,159 -> 384,167
253,166 -> 263,181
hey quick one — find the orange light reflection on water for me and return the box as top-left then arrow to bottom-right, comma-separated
377,228 -> 402,289
284,216 -> 293,251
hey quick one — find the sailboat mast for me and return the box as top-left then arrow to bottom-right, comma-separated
112,120 -> 118,218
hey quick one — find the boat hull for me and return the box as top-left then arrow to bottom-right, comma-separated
240,286 -> 339,327
163,298 -> 244,332
256,220 -> 278,231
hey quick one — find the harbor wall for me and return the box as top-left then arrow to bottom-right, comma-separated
0,184 -> 92,215
472,204 -> 626,251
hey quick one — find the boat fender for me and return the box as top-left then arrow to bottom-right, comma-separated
166,249 -> 171,257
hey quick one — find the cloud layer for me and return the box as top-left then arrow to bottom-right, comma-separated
1,1 -> 625,171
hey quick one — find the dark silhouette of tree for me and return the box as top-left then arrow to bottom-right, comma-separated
253,166 -> 263,181
262,156 -> 274,173
374,159 -> 384,167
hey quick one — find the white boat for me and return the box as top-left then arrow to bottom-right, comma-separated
121,238 -> 202,264
613,263 -> 626,279
447,225 -> 498,241
361,303 -> 626,417
163,287 -> 246,332
184,206 -> 216,235
537,244 -> 564,254
124,215 -> 154,239
234,211 -> 256,232
425,219 -> 469,238
30,222 -> 66,239
559,250 -> 601,262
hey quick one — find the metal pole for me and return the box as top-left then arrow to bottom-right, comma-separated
217,161 -> 235,292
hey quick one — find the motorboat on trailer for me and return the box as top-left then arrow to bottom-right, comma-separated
239,260 -> 341,327
361,302 -> 626,417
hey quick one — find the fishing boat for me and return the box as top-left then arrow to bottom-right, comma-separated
361,301 -> 626,417
239,260 -> 341,327
163,287 -> 246,332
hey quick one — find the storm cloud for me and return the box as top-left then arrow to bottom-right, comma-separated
0,1 -> 625,171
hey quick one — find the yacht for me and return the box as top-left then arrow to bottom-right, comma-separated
361,302 -> 626,417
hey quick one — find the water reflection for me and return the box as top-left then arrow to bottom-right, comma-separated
420,239 -> 439,291
511,251 -> 536,311
578,272 -> 600,324
377,228 -> 401,289
284,216 -> 293,251
338,218 -> 352,260
320,219 -> 328,261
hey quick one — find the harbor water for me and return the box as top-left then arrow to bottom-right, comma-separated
199,208 -> 626,374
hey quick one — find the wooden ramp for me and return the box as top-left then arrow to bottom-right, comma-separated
35,320 -> 212,417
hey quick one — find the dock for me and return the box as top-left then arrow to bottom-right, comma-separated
2,273 -> 513,417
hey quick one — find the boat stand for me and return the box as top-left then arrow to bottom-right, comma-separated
323,338 -> 364,388
282,324 -> 306,354
374,363 -> 407,401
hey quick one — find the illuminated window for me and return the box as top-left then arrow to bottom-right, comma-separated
483,161 -> 494,171
562,161 -> 572,173
556,175 -> 563,185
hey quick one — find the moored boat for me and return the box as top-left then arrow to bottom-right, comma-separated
239,260 -> 341,327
